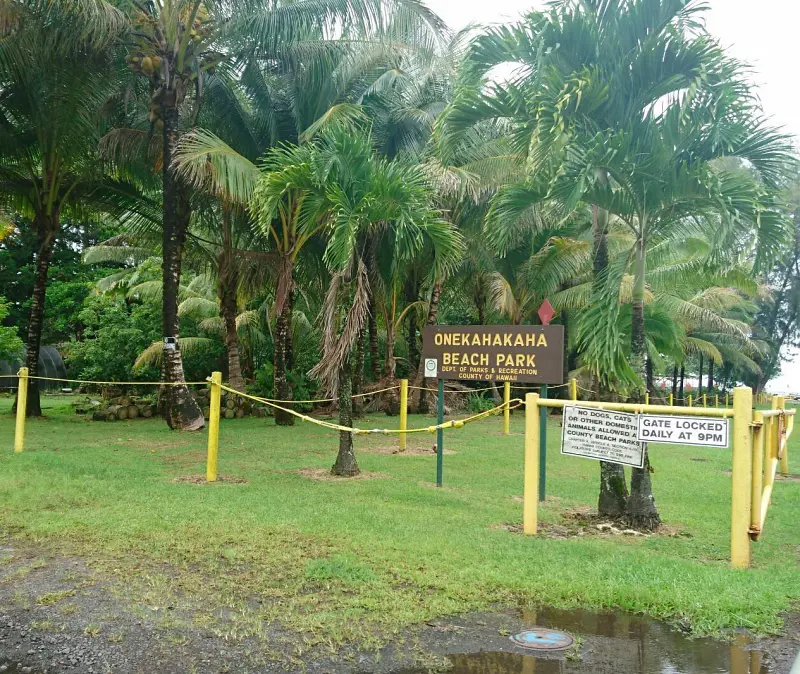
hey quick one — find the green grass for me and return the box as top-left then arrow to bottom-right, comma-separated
0,395 -> 798,649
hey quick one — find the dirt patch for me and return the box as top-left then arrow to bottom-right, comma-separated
492,507 -> 690,540
361,443 -> 457,455
171,474 -> 248,485
295,468 -> 389,482
155,450 -> 206,468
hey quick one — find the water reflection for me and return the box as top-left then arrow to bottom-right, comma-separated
397,608 -> 768,674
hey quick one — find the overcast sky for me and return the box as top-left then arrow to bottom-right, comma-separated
425,0 -> 800,392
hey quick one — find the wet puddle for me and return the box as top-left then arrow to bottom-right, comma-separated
397,608 -> 770,674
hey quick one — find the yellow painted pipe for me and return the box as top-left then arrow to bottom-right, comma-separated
570,377 -> 577,402
688,394 -> 693,408
537,398 -> 733,417
645,391 -> 650,405
726,393 -> 730,408
731,386 -> 753,569
715,394 -> 719,409
503,381 -> 510,436
14,367 -> 28,453
777,396 -> 789,476
399,379 -> 408,450
669,393 -> 673,406
750,411 -> 764,535
523,392 -> 540,535
206,371 -> 222,482
703,394 -> 707,408
782,412 -> 793,477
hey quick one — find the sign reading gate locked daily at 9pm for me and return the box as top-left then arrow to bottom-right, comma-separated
637,415 -> 729,448
421,325 -> 564,383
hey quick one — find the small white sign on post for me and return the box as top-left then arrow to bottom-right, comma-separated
424,358 -> 438,378
637,415 -> 728,448
561,406 -> 645,468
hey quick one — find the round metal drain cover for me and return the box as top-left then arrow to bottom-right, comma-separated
510,628 -> 575,651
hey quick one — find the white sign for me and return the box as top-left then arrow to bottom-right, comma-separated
637,415 -> 728,448
561,406 -> 645,468
424,358 -> 438,378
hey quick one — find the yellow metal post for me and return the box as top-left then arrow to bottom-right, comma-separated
778,396 -> 789,476
688,394 -> 693,408
669,392 -> 673,406
726,393 -> 729,408
14,367 -> 28,454
645,391 -> 650,405
703,394 -> 707,408
715,394 -> 719,409
771,395 -> 778,411
570,378 -> 577,401
731,386 -> 753,569
399,379 -> 408,450
750,411 -> 764,535
206,371 -> 222,482
523,392 -> 540,535
503,381 -> 510,436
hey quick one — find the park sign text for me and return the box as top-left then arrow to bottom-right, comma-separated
421,325 -> 564,384
637,414 -> 729,448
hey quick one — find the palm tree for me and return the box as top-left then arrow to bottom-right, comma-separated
443,0 -> 795,528
117,0 -> 444,429
0,0 -> 127,415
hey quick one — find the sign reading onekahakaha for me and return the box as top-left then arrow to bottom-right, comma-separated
421,325 -> 564,384
561,406 -> 645,468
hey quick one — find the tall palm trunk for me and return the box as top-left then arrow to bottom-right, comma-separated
332,358 -> 359,476
219,210 -> 245,392
679,364 -> 685,402
368,288 -> 380,380
161,99 -> 203,431
404,276 -> 420,376
18,217 -> 56,416
593,201 -> 628,517
415,280 -> 443,414
352,328 -> 366,418
273,257 -> 294,426
671,365 -> 678,399
707,360 -> 714,392
626,235 -> 660,529
698,355 -> 704,398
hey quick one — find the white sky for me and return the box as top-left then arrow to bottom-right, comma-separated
426,0 -> 800,393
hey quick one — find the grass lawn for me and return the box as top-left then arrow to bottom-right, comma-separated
0,395 -> 798,652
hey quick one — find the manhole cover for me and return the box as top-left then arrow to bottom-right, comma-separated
510,628 -> 575,651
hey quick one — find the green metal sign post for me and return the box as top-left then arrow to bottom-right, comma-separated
539,383 -> 548,501
437,378 -> 444,487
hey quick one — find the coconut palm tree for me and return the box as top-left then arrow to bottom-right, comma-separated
442,0 -> 795,528
0,0 -> 127,415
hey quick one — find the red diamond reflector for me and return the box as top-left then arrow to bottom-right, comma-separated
538,299 -> 555,326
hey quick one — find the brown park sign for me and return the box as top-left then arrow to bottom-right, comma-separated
422,325 -> 564,384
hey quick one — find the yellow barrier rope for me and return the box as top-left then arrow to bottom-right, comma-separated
214,380 -> 522,435
408,385 -> 498,394
9,374 -> 398,403
22,375 -> 209,386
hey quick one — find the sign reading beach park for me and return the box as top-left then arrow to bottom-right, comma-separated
637,415 -> 729,448
421,325 -> 564,383
561,406 -> 645,468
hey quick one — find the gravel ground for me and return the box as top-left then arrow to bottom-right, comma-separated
1,540 -> 797,673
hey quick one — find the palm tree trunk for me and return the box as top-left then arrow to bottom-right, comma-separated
219,211 -> 245,392
405,276 -> 420,376
332,358 -> 359,476
18,218 -> 56,416
352,327 -> 366,418
626,236 -> 660,530
593,199 -> 627,517
273,258 -> 294,426
679,365 -> 685,402
161,99 -> 203,431
368,289 -> 380,381
415,280 -> 443,414
707,360 -> 714,392
698,355 -> 704,399
671,365 -> 678,398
